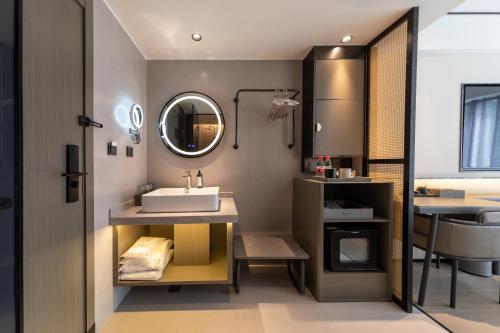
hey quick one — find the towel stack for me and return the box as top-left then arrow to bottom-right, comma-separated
119,236 -> 174,281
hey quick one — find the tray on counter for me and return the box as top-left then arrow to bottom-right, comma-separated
312,176 -> 372,183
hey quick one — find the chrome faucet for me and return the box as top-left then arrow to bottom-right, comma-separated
183,170 -> 192,191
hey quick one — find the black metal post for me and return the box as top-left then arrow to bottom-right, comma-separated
450,259 -> 458,308
418,213 -> 439,306
233,96 -> 239,149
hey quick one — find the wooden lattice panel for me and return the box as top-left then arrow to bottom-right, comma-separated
368,19 -> 409,300
368,21 -> 408,160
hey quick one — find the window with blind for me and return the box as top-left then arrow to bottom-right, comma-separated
461,84 -> 500,170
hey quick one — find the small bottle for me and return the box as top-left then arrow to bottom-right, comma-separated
315,156 -> 325,177
197,170 -> 204,188
324,155 -> 333,178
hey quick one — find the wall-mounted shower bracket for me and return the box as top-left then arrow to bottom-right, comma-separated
232,89 -> 300,150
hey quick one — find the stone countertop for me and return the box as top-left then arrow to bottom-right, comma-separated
109,196 -> 238,225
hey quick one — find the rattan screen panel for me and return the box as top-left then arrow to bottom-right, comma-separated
368,163 -> 404,299
367,19 -> 409,302
368,21 -> 408,160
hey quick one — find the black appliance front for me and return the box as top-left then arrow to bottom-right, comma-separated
325,227 -> 379,271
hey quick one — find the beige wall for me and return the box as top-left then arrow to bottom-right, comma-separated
415,50 -> 500,179
93,0 -> 147,330
414,50 -> 500,194
147,60 -> 302,234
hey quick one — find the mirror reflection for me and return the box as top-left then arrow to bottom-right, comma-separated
159,92 -> 224,157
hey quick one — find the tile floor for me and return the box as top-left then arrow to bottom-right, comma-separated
101,265 -> 446,333
413,261 -> 500,333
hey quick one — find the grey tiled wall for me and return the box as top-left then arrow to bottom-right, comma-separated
147,60 -> 303,234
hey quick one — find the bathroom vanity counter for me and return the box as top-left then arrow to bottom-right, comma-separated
109,196 -> 238,225
110,193 -> 238,287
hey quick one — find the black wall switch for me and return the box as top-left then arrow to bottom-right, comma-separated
107,141 -> 117,155
126,146 -> 133,157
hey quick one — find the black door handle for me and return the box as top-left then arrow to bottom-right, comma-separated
64,144 -> 85,203
0,197 -> 14,210
61,172 -> 88,177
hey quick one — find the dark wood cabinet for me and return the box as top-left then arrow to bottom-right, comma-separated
302,46 -> 366,170
314,59 -> 365,100
293,179 -> 393,301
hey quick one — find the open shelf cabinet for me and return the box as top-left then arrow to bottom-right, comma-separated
113,222 -> 233,286
293,179 -> 393,301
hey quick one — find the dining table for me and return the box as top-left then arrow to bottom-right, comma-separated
414,194 -> 500,306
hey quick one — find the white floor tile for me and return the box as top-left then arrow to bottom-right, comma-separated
414,262 -> 500,333
100,266 -> 446,333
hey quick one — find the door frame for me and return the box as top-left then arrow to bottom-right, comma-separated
364,7 -> 419,312
15,0 -> 23,331
16,0 -> 95,331
83,0 -> 95,332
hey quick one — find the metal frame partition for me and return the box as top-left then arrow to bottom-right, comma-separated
16,0 -> 23,331
364,7 -> 419,312
0,0 -> 24,331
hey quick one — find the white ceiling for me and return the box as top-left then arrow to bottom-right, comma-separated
452,0 -> 500,12
103,0 -> 465,60
420,0 -> 500,50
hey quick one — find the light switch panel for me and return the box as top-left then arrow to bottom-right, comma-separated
107,141 -> 117,156
126,146 -> 133,157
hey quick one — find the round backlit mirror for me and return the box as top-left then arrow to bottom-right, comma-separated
158,92 -> 225,157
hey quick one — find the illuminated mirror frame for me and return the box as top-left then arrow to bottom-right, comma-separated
158,92 -> 225,158
129,104 -> 144,144
130,104 -> 144,129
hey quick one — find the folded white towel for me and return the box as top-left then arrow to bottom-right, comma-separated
120,238 -> 173,272
119,249 -> 174,281
121,237 -> 172,259
120,239 -> 173,271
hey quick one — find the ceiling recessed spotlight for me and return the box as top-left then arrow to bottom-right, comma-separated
191,33 -> 202,42
341,35 -> 353,43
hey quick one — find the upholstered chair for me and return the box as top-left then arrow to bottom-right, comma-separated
414,210 -> 500,308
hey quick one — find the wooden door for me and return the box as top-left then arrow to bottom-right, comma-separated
314,59 -> 365,100
23,0 -> 86,332
315,99 -> 364,156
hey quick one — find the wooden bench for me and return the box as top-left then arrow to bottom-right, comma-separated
233,235 -> 310,294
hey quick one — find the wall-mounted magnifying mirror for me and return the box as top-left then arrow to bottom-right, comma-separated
159,92 -> 225,158
129,104 -> 144,144
131,104 -> 144,129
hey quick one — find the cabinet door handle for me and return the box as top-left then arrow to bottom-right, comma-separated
315,122 -> 322,133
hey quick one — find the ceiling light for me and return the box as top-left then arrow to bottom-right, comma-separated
341,35 -> 353,43
191,33 -> 202,42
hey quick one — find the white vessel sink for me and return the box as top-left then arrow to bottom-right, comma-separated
141,187 -> 219,213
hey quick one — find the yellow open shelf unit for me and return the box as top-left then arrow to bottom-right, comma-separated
113,223 -> 233,286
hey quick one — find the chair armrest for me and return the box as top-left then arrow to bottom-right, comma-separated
440,216 -> 500,227
476,209 -> 500,225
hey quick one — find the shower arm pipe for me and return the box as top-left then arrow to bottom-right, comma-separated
232,89 -> 301,149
